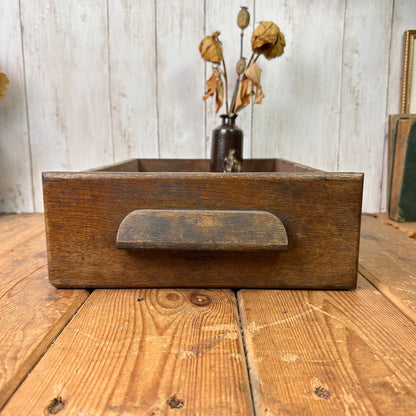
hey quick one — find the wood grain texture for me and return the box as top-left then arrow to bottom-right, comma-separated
108,0 -> 159,160
3,1 -> 414,214
338,0 -> 393,213
238,275 -> 416,415
116,209 -> 288,251
204,0 -> 254,159
156,0 -> 206,158
2,289 -> 253,415
0,213 -> 44,254
20,0 -> 113,211
359,214 -> 416,322
0,215 -> 89,409
251,0 -> 345,173
0,0 -> 33,213
42,165 -> 363,288
375,212 -> 416,238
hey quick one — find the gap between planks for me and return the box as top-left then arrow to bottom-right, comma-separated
2,289 -> 254,415
238,275 -> 416,415
0,214 -> 90,410
359,214 -> 416,323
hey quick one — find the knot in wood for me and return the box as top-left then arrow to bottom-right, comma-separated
190,293 -> 211,307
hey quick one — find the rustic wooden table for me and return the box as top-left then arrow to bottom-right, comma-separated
0,214 -> 416,415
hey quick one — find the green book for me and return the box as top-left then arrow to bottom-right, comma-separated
389,118 -> 416,221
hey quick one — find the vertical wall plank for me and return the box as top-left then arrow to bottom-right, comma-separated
0,2 -> 33,212
382,0 -> 416,212
386,0 -> 416,115
108,0 -> 159,160
156,0 -> 205,158
205,1 -> 254,159
338,0 -> 393,213
2,0 -> 415,213
20,0 -> 113,211
252,0 -> 345,172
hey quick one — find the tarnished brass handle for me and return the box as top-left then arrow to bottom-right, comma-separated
116,209 -> 288,251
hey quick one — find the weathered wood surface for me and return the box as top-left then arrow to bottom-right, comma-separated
0,213 -> 44,254
43,168 -> 362,288
108,0 -> 159,161
116,209 -> 288,251
92,158 -> 281,173
338,0 -> 393,214
375,212 -> 416,238
252,0 -> 344,174
359,214 -> 416,322
0,1 -> 33,213
238,275 -> 416,415
2,289 -> 253,416
2,212 -> 416,415
19,0 -> 113,211
157,0 -> 205,159
3,1 -> 416,214
0,214 -> 89,409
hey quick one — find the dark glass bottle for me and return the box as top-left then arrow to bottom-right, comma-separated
210,114 -> 243,172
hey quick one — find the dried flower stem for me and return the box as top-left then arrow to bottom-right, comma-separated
240,31 -> 244,59
230,78 -> 240,114
230,30 -> 245,114
222,59 -> 229,114
247,51 -> 256,68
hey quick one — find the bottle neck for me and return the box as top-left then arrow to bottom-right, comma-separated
220,114 -> 237,126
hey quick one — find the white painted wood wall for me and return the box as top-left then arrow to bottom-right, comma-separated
1,0 -> 415,213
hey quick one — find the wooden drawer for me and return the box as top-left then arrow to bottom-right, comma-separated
42,159 -> 363,289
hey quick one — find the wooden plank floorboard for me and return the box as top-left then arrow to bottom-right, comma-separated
0,233 -> 48,295
375,213 -> 416,238
238,276 -> 416,415
0,214 -> 45,254
359,214 -> 416,322
0,214 -> 89,409
1,289 -> 253,415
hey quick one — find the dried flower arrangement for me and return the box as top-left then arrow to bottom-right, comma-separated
199,7 -> 285,115
0,67 -> 9,100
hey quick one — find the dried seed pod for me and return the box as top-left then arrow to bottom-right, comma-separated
251,22 -> 285,59
263,31 -> 286,59
236,58 -> 246,75
0,67 -> 9,101
199,31 -> 224,64
237,7 -> 250,30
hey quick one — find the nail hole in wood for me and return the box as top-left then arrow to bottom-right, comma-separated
315,386 -> 331,399
46,396 -> 66,414
168,394 -> 184,409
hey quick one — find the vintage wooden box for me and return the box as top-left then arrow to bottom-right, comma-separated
42,159 -> 363,289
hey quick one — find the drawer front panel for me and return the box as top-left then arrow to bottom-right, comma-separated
43,171 -> 363,289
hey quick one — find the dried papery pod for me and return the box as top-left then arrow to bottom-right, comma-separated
237,7 -> 250,30
234,77 -> 253,113
215,75 -> 224,113
245,63 -> 264,104
203,67 -> 224,113
0,67 -> 9,100
236,58 -> 246,75
251,21 -> 285,59
203,69 -> 217,100
264,31 -> 286,59
199,31 -> 224,64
